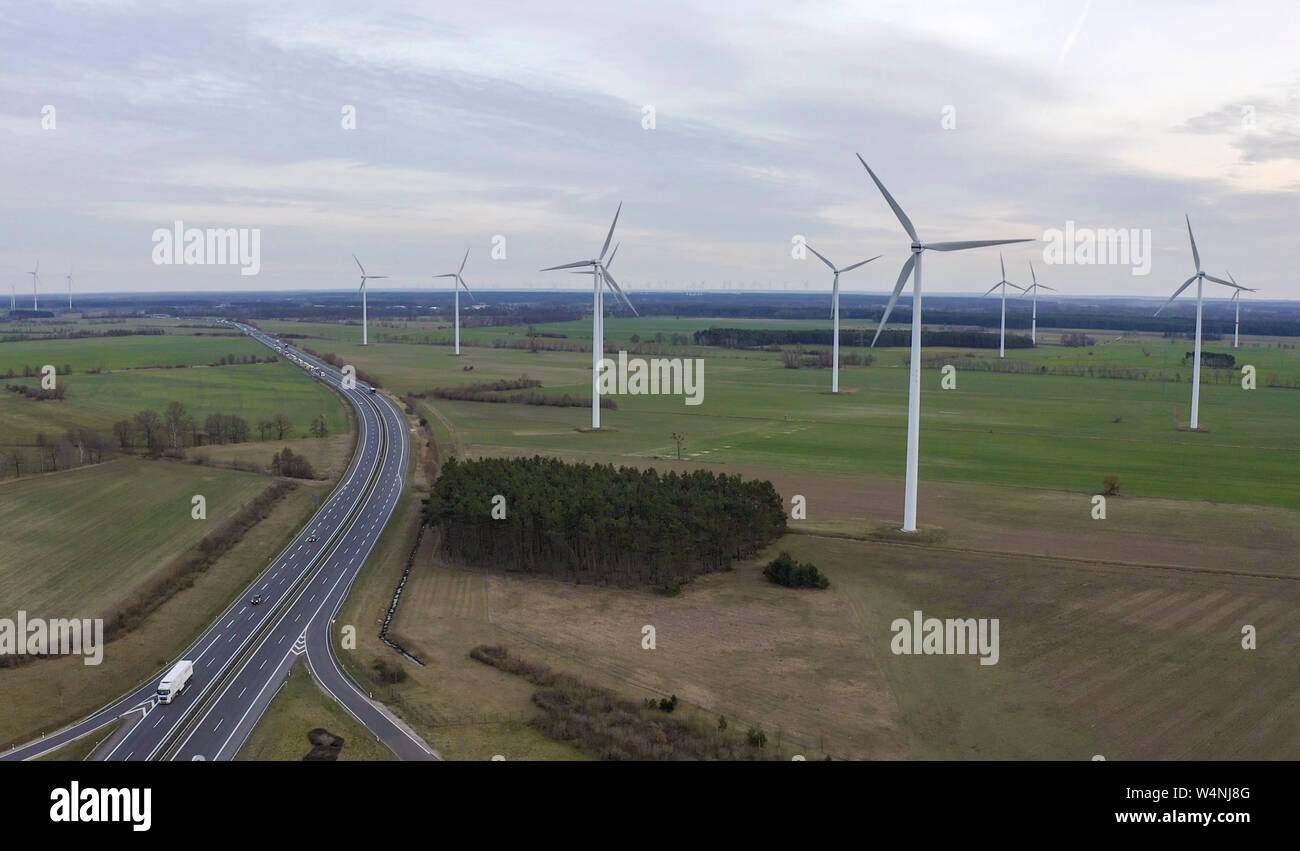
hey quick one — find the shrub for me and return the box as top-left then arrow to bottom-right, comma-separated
1102,474 -> 1122,496
763,551 -> 830,589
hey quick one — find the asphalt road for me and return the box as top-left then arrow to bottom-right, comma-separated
2,322 -> 434,761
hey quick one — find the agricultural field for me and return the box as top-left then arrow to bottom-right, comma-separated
0,458 -> 269,619
257,317 -> 1300,508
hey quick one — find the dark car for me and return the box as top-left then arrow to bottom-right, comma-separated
308,535 -> 318,543
250,594 -> 264,606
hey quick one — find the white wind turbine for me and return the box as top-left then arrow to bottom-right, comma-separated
66,266 -> 73,311
432,249 -> 475,355
540,203 -> 637,430
8,282 -> 14,311
352,255 -> 387,346
1020,260 -> 1056,345
983,253 -> 1025,358
805,244 -> 879,392
859,154 -> 1033,533
1226,271 -> 1249,349
1154,216 -> 1252,431
29,260 -> 40,310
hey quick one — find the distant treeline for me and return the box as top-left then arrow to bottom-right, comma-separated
423,457 -> 787,591
915,352 -> 1300,387
694,326 -> 1033,350
416,376 -> 616,409
0,427 -> 112,479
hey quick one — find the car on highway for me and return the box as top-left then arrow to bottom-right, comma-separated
308,535 -> 317,542
250,594 -> 264,606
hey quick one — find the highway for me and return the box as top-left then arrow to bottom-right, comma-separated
1,322 -> 434,761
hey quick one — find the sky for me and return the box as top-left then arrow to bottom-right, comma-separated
1,0 -> 1297,300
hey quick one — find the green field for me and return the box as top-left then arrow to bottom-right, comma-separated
0,361 -> 346,447
257,318 -> 1300,508
0,458 -> 271,618
0,333 -> 266,374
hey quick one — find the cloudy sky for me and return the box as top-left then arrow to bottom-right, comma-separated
2,0 -> 1297,299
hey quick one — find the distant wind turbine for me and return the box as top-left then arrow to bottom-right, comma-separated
352,255 -> 387,346
29,260 -> 39,310
66,266 -> 73,311
1020,260 -> 1056,344
8,282 -> 14,311
983,253 -> 1025,358
1153,217 -> 1252,431
858,154 -> 1033,533
806,244 -> 879,392
432,249 -> 475,355
1226,271 -> 1249,349
540,203 -> 636,430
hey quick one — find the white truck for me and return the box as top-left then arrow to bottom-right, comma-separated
156,660 -> 194,704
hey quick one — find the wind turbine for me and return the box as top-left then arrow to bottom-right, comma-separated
8,282 -> 14,311
1226,271 -> 1248,349
66,266 -> 73,311
1020,260 -> 1056,345
29,260 -> 39,310
1153,216 -> 1252,431
540,203 -> 636,430
432,249 -> 475,355
352,255 -> 387,346
983,253 -> 1025,358
858,154 -> 1033,533
805,245 -> 879,392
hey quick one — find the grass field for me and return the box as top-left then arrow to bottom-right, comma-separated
236,660 -> 395,761
0,361 -> 347,447
257,317 -> 1300,508
0,333 -> 267,374
0,458 -> 270,618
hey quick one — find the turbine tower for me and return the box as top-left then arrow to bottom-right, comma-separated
352,255 -> 387,346
66,266 -> 73,311
858,155 -> 1033,533
806,244 -> 879,392
983,253 -> 1025,358
432,249 -> 475,355
540,204 -> 635,430
29,260 -> 39,310
1020,260 -> 1056,344
1153,217 -> 1252,431
8,282 -> 14,311
1226,271 -> 1248,349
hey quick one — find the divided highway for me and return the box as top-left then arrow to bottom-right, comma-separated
2,322 -> 434,761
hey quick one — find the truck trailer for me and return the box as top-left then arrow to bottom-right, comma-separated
157,660 -> 194,704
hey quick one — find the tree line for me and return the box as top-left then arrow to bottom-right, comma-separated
423,456 -> 787,590
112,401 -> 300,455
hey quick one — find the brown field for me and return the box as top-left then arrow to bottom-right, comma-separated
360,461 -> 1298,760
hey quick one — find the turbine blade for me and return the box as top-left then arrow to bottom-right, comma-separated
1029,259 -> 1037,285
870,254 -> 915,347
805,244 -> 837,272
457,275 -> 476,301
1205,274 -> 1253,292
1185,215 -> 1201,274
856,155 -> 918,242
601,267 -> 638,316
432,273 -> 458,279
925,238 -> 1034,252
983,282 -> 1001,297
458,247 -> 470,275
1154,276 -> 1197,316
606,242 -> 619,269
599,203 -> 622,261
540,260 -> 596,272
1000,252 -> 1006,281
839,255 -> 881,274
353,254 -> 365,275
